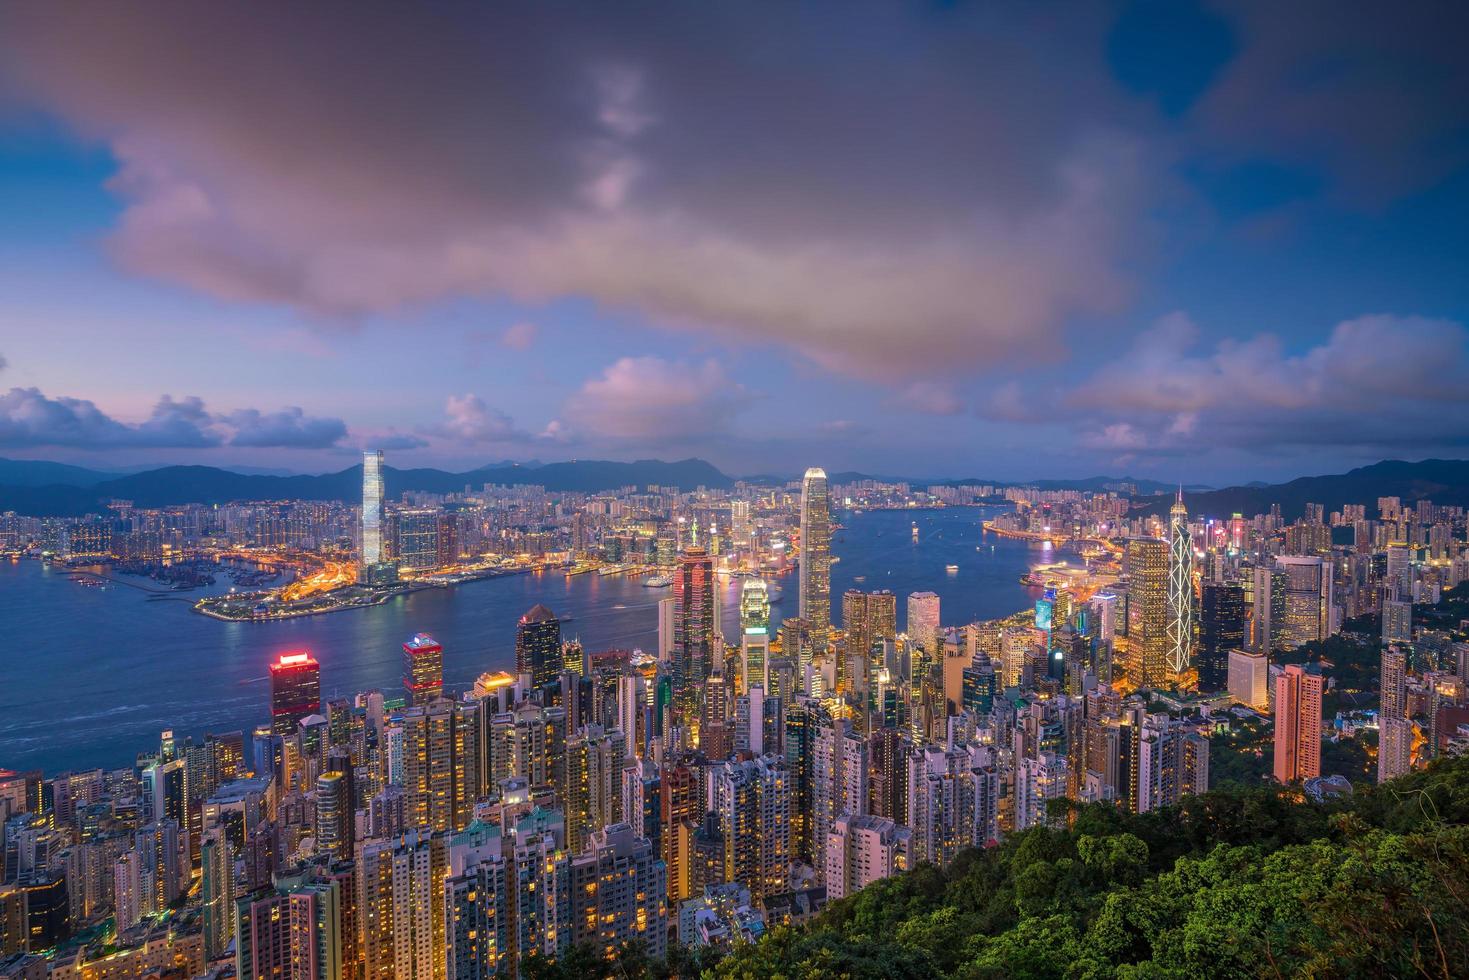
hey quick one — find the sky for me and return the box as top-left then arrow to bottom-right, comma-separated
0,1 -> 1467,484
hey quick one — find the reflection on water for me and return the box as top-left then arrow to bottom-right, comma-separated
0,506 -> 1043,772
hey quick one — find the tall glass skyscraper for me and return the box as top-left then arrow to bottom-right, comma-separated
1165,490 -> 1195,686
516,604 -> 563,689
800,467 -> 832,653
362,449 -> 385,565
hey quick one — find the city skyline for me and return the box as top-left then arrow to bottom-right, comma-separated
1,4 -> 1468,482
3,6 -> 1469,976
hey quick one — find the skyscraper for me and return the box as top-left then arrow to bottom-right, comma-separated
1124,539 -> 1168,690
1198,582 -> 1246,692
1378,646 -> 1412,783
1165,492 -> 1195,686
812,714 -> 867,880
515,605 -> 562,689
269,652 -> 321,736
657,596 -> 676,664
362,449 -> 384,565
358,829 -> 448,980
799,467 -> 832,653
395,508 -> 441,571
402,633 -> 444,707
1275,556 -> 1335,649
739,578 -> 771,633
906,592 -> 941,660
842,591 -> 897,667
1273,663 -> 1324,783
740,579 -> 771,696
314,771 -> 352,860
709,755 -> 790,902
1251,564 -> 1287,652
401,699 -> 481,833
673,547 -> 715,703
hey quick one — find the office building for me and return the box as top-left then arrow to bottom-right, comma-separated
799,468 -> 832,653
391,507 -> 439,571
1227,649 -> 1269,711
1275,556 -> 1335,649
269,652 -> 321,736
1165,492 -> 1195,685
1124,539 -> 1168,690
515,605 -> 562,689
315,771 -> 353,860
362,449 -> 384,565
673,548 -> 715,705
1198,583 -> 1246,692
403,633 -> 445,707
906,592 -> 941,661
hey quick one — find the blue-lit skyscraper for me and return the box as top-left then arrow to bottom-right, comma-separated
362,449 -> 384,565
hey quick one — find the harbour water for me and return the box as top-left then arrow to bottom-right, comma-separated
0,505 -> 1054,773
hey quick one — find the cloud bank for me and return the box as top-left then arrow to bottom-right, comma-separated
0,3 -> 1154,378
0,388 -> 348,450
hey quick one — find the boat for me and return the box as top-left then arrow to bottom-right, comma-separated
642,575 -> 672,588
945,564 -> 959,574
854,575 -> 866,583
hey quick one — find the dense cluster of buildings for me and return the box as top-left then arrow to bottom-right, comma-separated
2,459 -> 1467,978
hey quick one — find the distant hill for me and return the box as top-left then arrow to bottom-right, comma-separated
1134,458 -> 1469,521
826,471 -> 1206,495
0,457 -> 734,516
0,457 -> 116,487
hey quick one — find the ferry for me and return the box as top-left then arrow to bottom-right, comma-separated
642,575 -> 672,588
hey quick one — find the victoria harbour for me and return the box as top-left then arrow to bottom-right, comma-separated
0,505 -> 1043,774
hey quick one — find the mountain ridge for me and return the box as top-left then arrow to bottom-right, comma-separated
1133,458 -> 1469,521
1,456 -> 1465,518
0,457 -> 733,515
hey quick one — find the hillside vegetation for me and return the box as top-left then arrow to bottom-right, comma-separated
709,756 -> 1469,979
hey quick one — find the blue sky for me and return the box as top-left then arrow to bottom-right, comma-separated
0,2 -> 1466,483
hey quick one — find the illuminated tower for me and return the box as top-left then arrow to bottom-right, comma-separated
515,605 -> 562,689
362,449 -> 384,565
740,578 -> 771,633
1124,539 -> 1168,690
906,592 -> 940,660
1165,490 -> 1195,687
673,547 -> 715,703
799,467 -> 832,653
269,652 -> 321,736
402,633 -> 444,707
